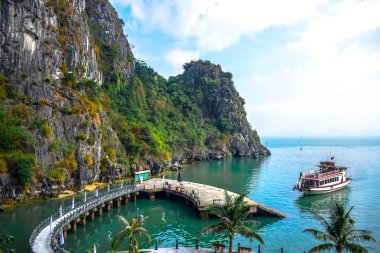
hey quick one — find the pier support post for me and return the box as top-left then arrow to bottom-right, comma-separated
199,210 -> 209,219
79,214 -> 87,226
70,220 -> 77,232
148,192 -> 155,200
96,205 -> 103,216
113,198 -> 121,208
131,193 -> 137,201
89,210 -> 95,221
165,192 -> 170,199
105,201 -> 112,212
122,196 -> 129,205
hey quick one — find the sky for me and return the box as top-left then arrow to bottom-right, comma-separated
110,0 -> 380,136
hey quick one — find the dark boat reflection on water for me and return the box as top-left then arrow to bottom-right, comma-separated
294,186 -> 351,217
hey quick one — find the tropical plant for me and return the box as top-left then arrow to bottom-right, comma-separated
201,191 -> 264,253
304,202 -> 375,253
112,215 -> 151,252
0,233 -> 15,253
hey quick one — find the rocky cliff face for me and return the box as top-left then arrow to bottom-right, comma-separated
0,0 -> 133,201
0,0 -> 268,203
170,60 -> 270,164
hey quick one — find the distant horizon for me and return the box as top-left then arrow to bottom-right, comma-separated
261,134 -> 380,138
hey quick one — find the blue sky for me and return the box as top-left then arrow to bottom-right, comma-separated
111,0 -> 380,136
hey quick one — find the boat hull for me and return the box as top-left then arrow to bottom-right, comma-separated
298,179 -> 351,195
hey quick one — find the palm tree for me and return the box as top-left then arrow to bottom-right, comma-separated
112,215 -> 151,252
201,191 -> 264,253
304,202 -> 375,253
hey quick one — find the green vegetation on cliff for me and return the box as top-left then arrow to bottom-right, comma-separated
0,75 -> 36,186
101,59 -> 261,162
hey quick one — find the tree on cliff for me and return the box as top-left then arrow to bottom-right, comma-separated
201,191 -> 264,253
304,202 -> 375,253
112,215 -> 151,252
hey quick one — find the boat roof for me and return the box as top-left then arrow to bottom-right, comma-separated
317,165 -> 348,169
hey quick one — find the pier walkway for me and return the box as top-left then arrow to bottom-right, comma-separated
29,179 -> 284,253
30,185 -> 142,253
143,178 -> 285,218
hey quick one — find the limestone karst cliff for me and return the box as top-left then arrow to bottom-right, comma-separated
0,0 -> 269,202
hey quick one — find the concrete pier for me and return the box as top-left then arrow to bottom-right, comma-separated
142,178 -> 285,218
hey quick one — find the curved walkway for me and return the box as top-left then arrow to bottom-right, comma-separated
30,185 -> 142,253
29,178 -> 284,252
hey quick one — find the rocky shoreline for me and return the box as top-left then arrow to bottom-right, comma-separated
0,145 -> 270,207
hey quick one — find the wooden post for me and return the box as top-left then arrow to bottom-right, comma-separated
105,202 -> 111,212
113,198 -> 121,208
70,220 -> 77,232
79,214 -> 86,226
89,210 -> 95,221
96,206 -> 103,216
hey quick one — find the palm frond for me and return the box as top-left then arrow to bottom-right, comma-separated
238,226 -> 264,244
313,213 -> 333,233
308,243 -> 335,253
343,242 -> 369,253
347,229 -> 375,241
111,233 -> 126,250
200,191 -> 264,246
303,229 -> 334,242
304,202 -> 374,253
116,215 -> 130,227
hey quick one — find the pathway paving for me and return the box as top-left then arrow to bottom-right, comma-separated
143,178 -> 285,218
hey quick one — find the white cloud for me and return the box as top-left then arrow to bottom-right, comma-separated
112,0 -> 326,51
164,49 -> 200,74
249,0 -> 380,135
249,42 -> 380,135
112,0 -> 380,135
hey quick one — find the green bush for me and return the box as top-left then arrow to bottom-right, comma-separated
42,124 -> 53,138
48,138 -> 64,152
87,137 -> 95,145
63,72 -> 75,86
0,158 -> 8,173
47,168 -> 66,183
0,110 -> 31,151
14,157 -> 33,185
30,118 -> 47,129
76,133 -> 87,141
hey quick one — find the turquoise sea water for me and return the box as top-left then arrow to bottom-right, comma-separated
0,136 -> 379,252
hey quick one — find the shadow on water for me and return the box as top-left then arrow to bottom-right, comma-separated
294,187 -> 351,216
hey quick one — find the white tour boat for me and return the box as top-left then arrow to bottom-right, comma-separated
293,158 -> 351,195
